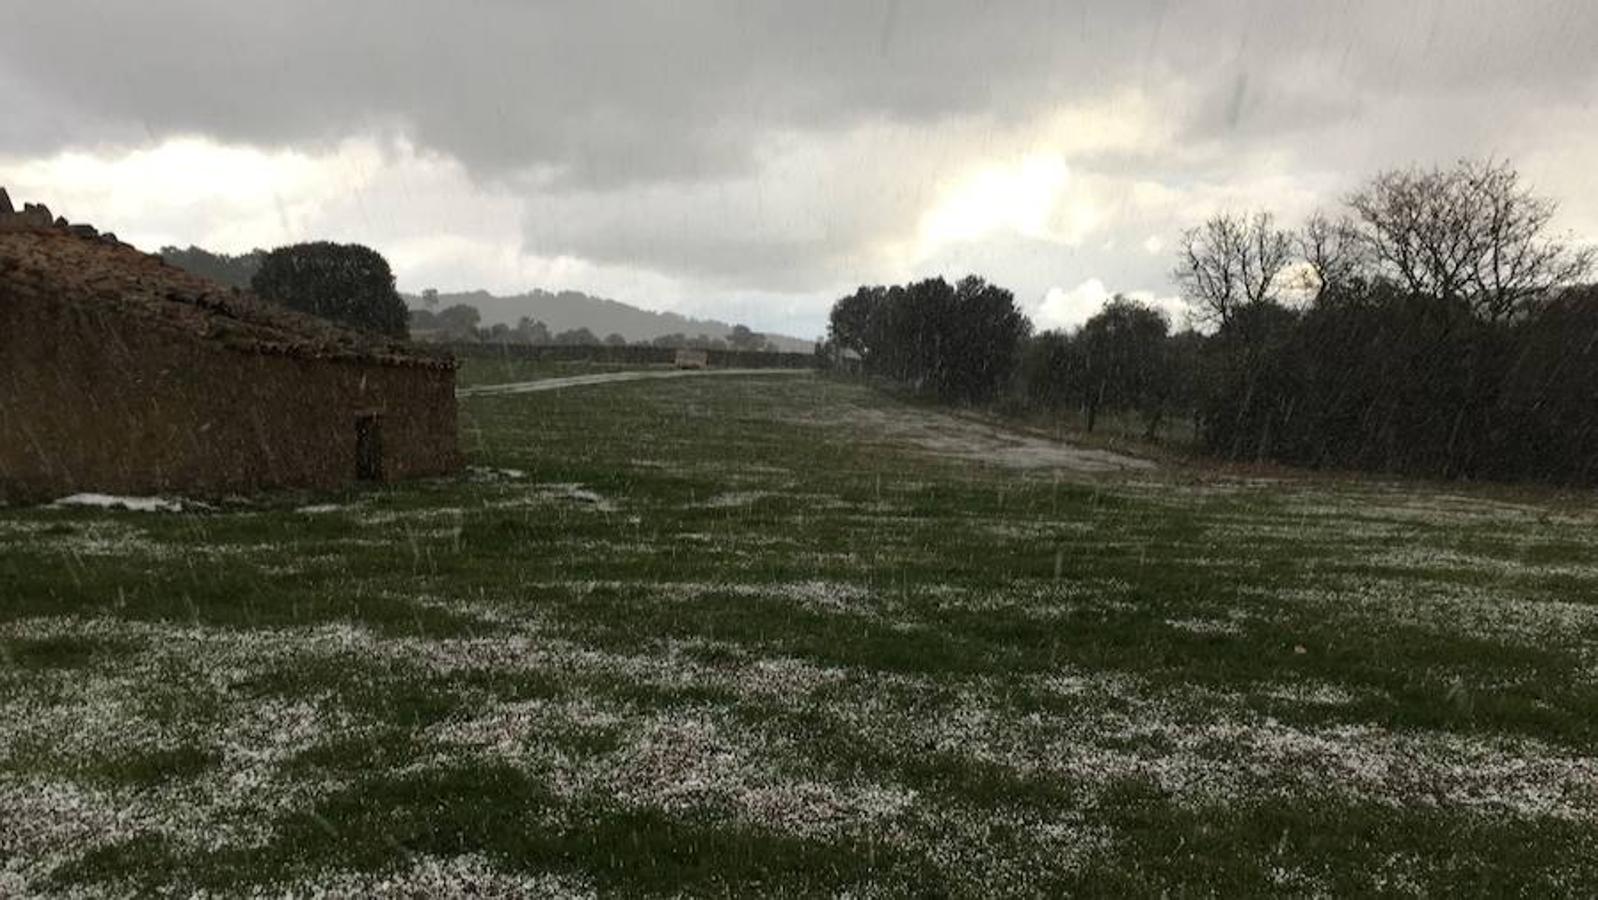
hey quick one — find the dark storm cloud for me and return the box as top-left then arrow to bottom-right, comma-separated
11,1 -> 1590,183
2,0 -> 1098,184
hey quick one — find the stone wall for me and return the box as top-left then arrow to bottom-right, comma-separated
0,189 -> 460,502
0,288 -> 459,502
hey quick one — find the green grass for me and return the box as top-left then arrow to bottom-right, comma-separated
3,373 -> 1597,895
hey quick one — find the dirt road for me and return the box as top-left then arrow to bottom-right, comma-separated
457,368 -> 813,397
461,368 -> 1151,472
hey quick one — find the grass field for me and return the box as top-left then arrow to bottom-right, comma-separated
3,373 -> 1597,896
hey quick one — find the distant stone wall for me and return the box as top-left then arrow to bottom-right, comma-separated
445,342 -> 817,369
0,269 -> 459,503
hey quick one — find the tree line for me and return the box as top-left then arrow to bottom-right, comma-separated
821,275 -> 1032,402
825,158 -> 1598,485
162,243 -> 781,352
409,301 -> 778,351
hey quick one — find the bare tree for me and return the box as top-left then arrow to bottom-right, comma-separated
1466,161 -> 1595,320
1348,159 -> 1593,321
1297,211 -> 1367,302
1174,211 -> 1293,327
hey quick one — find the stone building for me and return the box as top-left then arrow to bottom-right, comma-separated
0,190 -> 460,503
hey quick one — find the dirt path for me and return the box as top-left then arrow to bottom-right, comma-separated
798,403 -> 1156,473
457,368 -> 812,397
461,368 -> 1150,472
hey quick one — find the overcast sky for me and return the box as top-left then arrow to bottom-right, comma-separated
4,1 -> 1597,338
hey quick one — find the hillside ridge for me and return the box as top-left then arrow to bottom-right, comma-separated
406,288 -> 815,352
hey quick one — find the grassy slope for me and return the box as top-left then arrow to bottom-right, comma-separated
2,375 -> 1597,895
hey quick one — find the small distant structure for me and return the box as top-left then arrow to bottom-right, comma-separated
674,348 -> 709,369
0,190 -> 460,503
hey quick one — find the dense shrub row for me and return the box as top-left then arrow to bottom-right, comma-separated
825,159 -> 1598,486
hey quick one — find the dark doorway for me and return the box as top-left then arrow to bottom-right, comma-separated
355,413 -> 383,481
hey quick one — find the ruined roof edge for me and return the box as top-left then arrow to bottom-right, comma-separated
0,189 -> 456,372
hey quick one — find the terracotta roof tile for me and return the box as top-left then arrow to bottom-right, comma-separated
0,226 -> 452,370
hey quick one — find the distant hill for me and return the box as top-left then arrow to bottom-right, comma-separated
155,246 -> 814,352
404,289 -> 814,352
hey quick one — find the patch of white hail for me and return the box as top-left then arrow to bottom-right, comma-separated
465,465 -> 529,481
50,493 -> 197,513
1367,545 -> 1598,583
1164,616 -> 1244,637
224,854 -> 596,899
0,619 -> 367,886
697,491 -> 770,509
1249,577 -> 1598,648
1260,680 -> 1369,707
538,483 -> 617,512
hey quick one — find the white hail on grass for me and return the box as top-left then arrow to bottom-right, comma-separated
1164,616 -> 1245,636
50,493 -> 196,513
465,465 -> 529,481
6,553 -> 1598,894
696,491 -> 770,509
229,854 -> 596,899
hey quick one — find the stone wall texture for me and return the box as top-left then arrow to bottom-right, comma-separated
0,197 -> 460,503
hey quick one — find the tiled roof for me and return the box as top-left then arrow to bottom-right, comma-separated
0,209 -> 452,371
